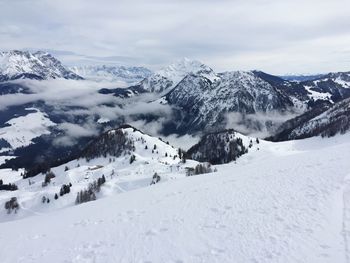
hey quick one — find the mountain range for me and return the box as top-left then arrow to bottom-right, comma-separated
0,50 -> 350,172
1,50 -> 350,262
70,65 -> 152,83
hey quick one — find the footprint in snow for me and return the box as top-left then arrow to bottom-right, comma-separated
210,208 -> 219,213
145,229 -> 158,236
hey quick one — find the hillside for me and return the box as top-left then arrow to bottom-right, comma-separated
0,126 -> 200,222
0,132 -> 349,262
270,98 -> 350,141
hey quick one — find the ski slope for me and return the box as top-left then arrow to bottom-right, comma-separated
0,134 -> 350,262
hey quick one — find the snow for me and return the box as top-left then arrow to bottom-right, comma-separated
0,50 -> 81,80
0,168 -> 23,184
157,57 -> 213,84
0,131 -> 350,262
305,85 -> 333,102
0,156 -> 15,165
97,117 -> 110,124
334,77 -> 350,88
141,58 -> 217,93
0,127 -> 196,222
70,65 -> 152,83
0,108 -> 56,151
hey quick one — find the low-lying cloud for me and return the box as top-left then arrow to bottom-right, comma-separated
225,111 -> 299,138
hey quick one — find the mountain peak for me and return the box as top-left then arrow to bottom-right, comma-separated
157,57 -> 213,80
138,58 -> 216,93
0,50 -> 83,82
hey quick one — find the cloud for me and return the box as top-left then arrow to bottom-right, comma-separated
225,111 -> 299,138
0,78 -> 176,145
129,118 -> 200,150
53,121 -> 99,146
0,79 -> 120,110
57,122 -> 98,138
0,0 -> 349,74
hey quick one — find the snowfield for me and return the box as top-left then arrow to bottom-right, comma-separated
0,108 -> 56,152
0,133 -> 350,262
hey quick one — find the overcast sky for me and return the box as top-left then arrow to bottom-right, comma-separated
1,0 -> 349,74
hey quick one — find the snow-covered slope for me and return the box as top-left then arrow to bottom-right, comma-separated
0,126 -> 200,222
70,65 -> 152,83
271,72 -> 350,107
271,97 -> 350,141
1,131 -> 350,262
136,58 -> 217,93
0,108 -> 56,153
0,50 -> 83,81
299,72 -> 350,103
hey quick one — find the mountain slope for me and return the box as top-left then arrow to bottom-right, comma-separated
300,72 -> 350,103
0,125 -> 199,221
70,65 -> 152,83
186,129 -> 260,164
0,50 -> 82,81
164,70 -> 295,134
270,97 -> 350,141
1,133 -> 350,262
133,58 -> 217,93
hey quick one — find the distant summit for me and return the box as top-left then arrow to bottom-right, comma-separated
0,50 -> 83,82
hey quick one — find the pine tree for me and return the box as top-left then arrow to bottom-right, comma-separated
79,191 -> 84,203
178,148 -> 182,159
75,192 -> 80,204
59,187 -> 64,196
130,154 -> 136,164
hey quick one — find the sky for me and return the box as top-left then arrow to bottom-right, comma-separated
0,0 -> 350,74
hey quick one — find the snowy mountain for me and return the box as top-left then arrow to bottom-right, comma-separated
300,72 -> 350,103
265,71 -> 350,108
1,55 -> 350,173
270,97 -> 350,141
163,70 -> 294,134
0,50 -> 82,81
187,129 -> 260,164
280,74 -> 326,82
133,58 -> 217,93
70,65 -> 152,83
